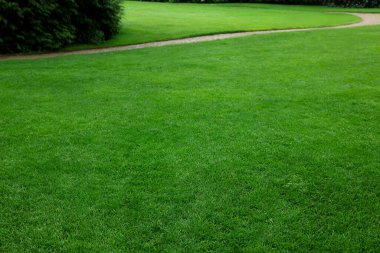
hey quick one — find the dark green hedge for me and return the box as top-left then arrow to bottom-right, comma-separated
136,0 -> 379,7
0,0 -> 122,53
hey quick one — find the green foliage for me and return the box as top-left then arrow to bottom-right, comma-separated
137,0 -> 380,7
0,0 -> 122,53
73,0 -> 122,43
323,0 -> 380,7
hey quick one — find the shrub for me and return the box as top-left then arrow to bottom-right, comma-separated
0,0 -> 122,53
73,0 -> 122,43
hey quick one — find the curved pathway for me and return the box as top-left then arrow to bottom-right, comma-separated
1,13 -> 380,61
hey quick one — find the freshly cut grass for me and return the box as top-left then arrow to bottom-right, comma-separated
65,1 -> 360,50
1,25 -> 379,251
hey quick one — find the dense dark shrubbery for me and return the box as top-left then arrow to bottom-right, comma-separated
137,0 -> 379,7
323,0 -> 380,7
0,0 -> 122,53
73,0 -> 122,43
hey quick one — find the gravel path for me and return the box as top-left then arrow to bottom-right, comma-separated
1,13 -> 380,61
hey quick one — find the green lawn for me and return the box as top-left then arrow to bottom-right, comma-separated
1,22 -> 379,251
221,2 -> 380,13
65,1 -> 362,50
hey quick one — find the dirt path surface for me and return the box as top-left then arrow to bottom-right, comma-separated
1,13 -> 380,61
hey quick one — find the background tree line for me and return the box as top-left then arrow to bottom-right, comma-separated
138,0 -> 379,7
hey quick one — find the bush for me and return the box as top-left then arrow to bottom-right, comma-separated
73,0 -> 122,43
0,0 -> 122,53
